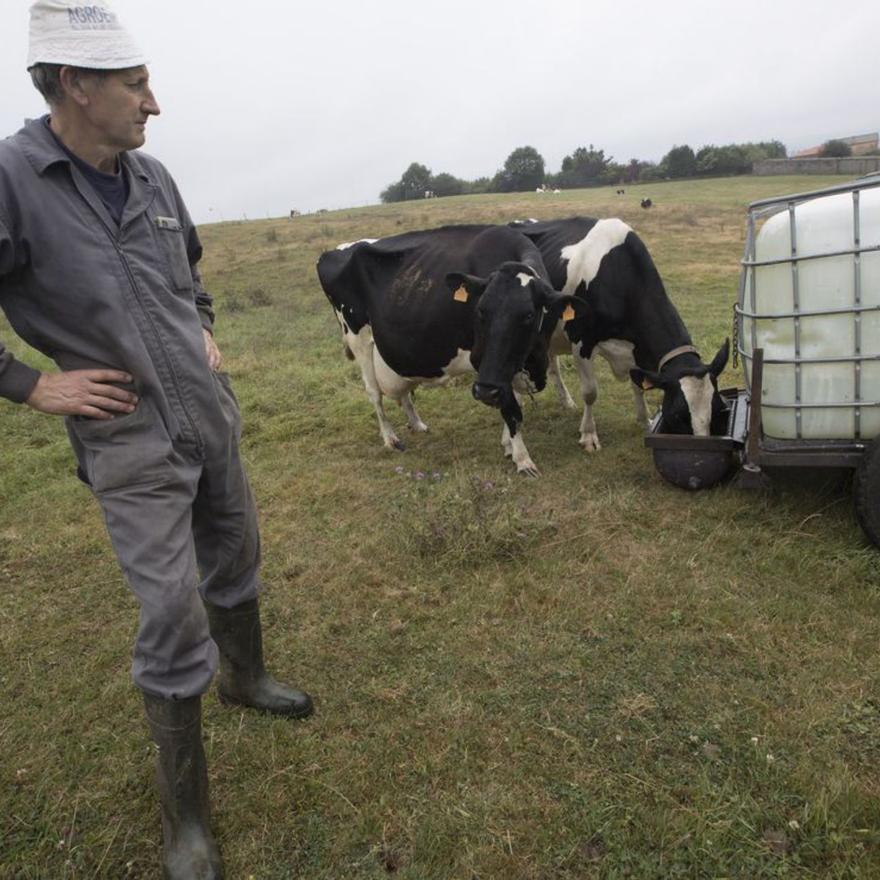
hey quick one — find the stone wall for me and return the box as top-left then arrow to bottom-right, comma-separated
754,157 -> 880,176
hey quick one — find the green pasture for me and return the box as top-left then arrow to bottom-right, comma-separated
3,175 -> 880,878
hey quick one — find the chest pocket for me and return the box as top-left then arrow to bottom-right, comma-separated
154,215 -> 193,292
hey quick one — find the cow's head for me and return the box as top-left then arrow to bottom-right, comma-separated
630,339 -> 730,436
446,263 -> 586,411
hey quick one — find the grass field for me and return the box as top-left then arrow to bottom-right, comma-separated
3,175 -> 880,879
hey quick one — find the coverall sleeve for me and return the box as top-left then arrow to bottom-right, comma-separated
186,228 -> 216,333
0,212 -> 42,403
165,172 -> 215,333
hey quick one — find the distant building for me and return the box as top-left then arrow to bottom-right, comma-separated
794,132 -> 878,158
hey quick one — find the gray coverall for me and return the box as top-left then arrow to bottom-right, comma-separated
0,118 -> 260,699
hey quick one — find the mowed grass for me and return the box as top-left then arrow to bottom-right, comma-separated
3,175 -> 880,878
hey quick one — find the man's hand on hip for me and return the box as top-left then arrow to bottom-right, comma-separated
25,370 -> 138,419
204,329 -> 222,371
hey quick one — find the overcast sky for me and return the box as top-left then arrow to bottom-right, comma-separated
2,0 -> 877,223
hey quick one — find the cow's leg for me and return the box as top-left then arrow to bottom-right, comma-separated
399,392 -> 428,433
548,356 -> 576,410
596,339 -> 646,426
508,426 -> 539,477
343,325 -> 405,450
573,351 -> 601,452
373,347 -> 425,443
631,385 -> 648,426
502,395 -> 539,477
500,422 -> 512,457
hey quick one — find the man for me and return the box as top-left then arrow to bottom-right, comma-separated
0,3 -> 313,877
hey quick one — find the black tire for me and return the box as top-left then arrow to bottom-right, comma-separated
853,438 -> 880,546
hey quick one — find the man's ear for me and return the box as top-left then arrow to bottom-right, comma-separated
709,338 -> 730,377
59,65 -> 96,107
630,367 -> 667,391
446,272 -> 488,303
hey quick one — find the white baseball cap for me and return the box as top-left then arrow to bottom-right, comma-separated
27,1 -> 147,70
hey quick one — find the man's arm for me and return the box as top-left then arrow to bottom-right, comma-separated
26,370 -> 139,418
0,213 -> 138,417
187,222 -> 222,371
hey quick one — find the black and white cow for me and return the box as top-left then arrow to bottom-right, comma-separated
511,217 -> 729,448
317,225 -> 585,475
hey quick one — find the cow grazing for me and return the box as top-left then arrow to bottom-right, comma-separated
511,217 -> 729,449
640,198 -> 653,209
317,225 -> 585,475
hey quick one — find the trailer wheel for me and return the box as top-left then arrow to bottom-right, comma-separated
853,438 -> 880,547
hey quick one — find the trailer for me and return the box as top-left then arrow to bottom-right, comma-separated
646,175 -> 880,546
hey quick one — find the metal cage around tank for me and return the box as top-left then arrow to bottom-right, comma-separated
735,175 -> 880,442
646,174 -> 880,546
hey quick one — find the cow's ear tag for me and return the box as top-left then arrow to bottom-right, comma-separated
562,304 -> 576,322
453,286 -> 469,303
641,378 -> 654,391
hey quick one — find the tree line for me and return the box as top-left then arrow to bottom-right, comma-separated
380,140 -> 788,203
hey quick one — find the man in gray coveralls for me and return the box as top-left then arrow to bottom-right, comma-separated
0,3 -> 312,877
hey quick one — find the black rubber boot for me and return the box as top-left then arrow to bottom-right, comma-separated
205,599 -> 314,719
143,694 -> 224,880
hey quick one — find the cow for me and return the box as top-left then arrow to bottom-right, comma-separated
640,198 -> 653,209
317,225 -> 586,475
510,217 -> 729,450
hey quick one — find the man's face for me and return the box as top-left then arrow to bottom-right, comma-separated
81,65 -> 160,151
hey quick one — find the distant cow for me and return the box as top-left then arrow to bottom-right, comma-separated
424,190 -> 435,199
640,198 -> 653,209
317,226 -> 585,475
616,189 -> 626,195
289,209 -> 301,218
511,217 -> 728,450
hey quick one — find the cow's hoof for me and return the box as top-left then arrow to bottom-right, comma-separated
386,437 -> 406,451
408,422 -> 429,433
516,462 -> 540,478
579,434 -> 601,452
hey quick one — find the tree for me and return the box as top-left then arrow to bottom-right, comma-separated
463,176 -> 491,195
624,159 -> 641,184
399,162 -> 433,198
556,145 -> 613,188
380,162 -> 433,203
430,172 -> 463,197
662,144 -> 696,179
821,139 -> 852,158
638,161 -> 665,182
490,146 -> 545,192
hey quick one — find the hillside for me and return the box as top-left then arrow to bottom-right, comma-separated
4,175 -> 880,878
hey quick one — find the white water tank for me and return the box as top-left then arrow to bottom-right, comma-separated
740,181 -> 880,439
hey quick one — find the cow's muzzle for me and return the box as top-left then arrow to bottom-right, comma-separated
472,382 -> 504,408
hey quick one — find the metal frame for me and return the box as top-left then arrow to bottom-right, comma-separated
741,349 -> 866,473
734,175 -> 880,441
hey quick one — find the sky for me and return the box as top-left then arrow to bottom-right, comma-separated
2,0 -> 877,224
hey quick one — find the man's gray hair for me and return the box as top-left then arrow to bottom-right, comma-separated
29,63 -> 110,106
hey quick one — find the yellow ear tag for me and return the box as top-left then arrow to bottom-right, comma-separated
453,286 -> 469,303
562,304 -> 576,322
